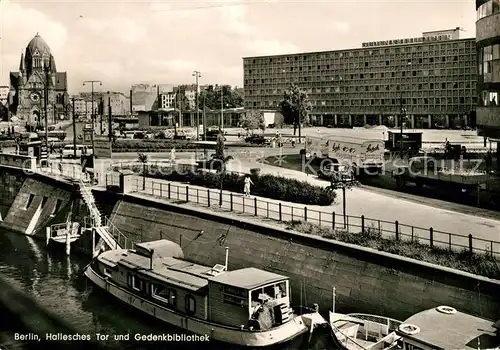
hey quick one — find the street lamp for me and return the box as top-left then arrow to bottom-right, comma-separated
192,71 -> 202,161
83,80 -> 102,154
399,61 -> 411,157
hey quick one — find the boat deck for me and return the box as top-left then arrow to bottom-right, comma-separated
398,308 -> 498,349
98,243 -> 289,294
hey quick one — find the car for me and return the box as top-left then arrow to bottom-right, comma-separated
244,135 -> 269,145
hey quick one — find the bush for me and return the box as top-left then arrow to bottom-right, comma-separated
112,139 -> 199,152
125,165 -> 336,205
286,221 -> 500,279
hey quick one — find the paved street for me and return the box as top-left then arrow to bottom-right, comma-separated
110,174 -> 500,255
39,155 -> 500,255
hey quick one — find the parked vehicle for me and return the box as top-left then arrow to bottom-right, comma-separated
245,134 -> 270,145
392,156 -> 487,192
62,144 -> 91,158
84,239 -> 327,347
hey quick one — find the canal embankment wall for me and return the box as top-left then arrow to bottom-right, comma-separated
105,192 -> 500,322
0,165 -> 498,323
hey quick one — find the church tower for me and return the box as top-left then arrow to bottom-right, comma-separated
8,33 -> 68,125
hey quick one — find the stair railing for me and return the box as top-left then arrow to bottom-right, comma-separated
104,216 -> 128,249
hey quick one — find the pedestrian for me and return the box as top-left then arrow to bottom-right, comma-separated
243,174 -> 254,197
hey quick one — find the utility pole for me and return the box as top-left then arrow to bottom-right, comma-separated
43,62 -> 49,166
99,96 -> 104,135
203,94 -> 208,159
192,70 -> 202,161
83,80 -> 102,154
72,98 -> 77,158
220,85 -> 224,131
399,61 -> 411,157
108,96 -> 112,141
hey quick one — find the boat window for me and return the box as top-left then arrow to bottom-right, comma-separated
251,289 -> 262,303
223,286 -> 247,307
103,268 -> 112,277
170,289 -> 177,307
185,295 -> 196,314
276,282 -> 287,298
264,285 -> 275,298
131,275 -> 140,291
151,284 -> 170,303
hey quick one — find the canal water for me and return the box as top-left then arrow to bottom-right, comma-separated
0,228 -> 333,350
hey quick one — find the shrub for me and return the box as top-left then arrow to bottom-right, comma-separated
126,165 -> 335,205
286,221 -> 500,279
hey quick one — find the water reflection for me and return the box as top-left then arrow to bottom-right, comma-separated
0,229 -> 333,349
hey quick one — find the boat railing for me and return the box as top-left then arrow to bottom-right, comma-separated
330,320 -> 369,350
103,216 -> 128,249
347,313 -> 402,332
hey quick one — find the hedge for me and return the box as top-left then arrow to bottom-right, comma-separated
111,139 -> 263,152
117,164 -> 336,206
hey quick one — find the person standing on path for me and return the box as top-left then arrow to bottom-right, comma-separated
244,175 -> 254,196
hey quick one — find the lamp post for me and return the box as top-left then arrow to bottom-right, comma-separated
43,62 -> 49,166
82,80 -> 102,154
399,61 -> 411,157
192,70 -> 201,161
72,98 -> 77,159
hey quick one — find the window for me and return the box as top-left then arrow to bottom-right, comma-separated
25,194 -> 35,209
224,286 -> 247,307
103,267 -> 112,277
131,275 -> 140,291
152,284 -> 171,303
185,295 -> 196,314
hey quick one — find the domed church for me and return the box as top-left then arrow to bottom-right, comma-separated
8,33 -> 68,125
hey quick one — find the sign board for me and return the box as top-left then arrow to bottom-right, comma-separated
82,129 -> 93,145
327,139 -> 384,165
93,138 -> 112,158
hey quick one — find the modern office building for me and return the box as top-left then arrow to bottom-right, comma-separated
243,28 -> 477,128
476,0 -> 500,140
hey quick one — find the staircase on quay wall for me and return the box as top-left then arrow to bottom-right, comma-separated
78,179 -> 126,256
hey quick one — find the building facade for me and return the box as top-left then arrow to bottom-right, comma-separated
0,86 -> 9,106
102,91 -> 130,116
8,33 -> 69,124
243,28 -> 476,128
476,0 -> 500,139
70,96 -> 98,119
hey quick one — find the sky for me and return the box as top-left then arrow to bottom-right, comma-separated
0,0 -> 477,95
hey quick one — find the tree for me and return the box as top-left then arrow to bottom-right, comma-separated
198,85 -> 244,110
211,131 -> 233,206
240,110 -> 265,134
137,152 -> 148,190
278,84 -> 312,142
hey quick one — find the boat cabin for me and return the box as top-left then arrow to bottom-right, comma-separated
395,306 -> 500,349
95,240 -> 293,330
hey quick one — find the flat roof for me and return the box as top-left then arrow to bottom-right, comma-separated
101,250 -> 210,292
209,267 -> 287,290
397,307 -> 499,349
242,37 -> 475,60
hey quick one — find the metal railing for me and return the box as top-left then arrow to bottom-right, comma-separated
111,175 -> 500,257
104,216 -> 129,249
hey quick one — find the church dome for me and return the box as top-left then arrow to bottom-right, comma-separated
25,33 -> 51,56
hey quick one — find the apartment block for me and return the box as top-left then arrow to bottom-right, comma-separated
476,0 -> 500,140
243,28 -> 477,128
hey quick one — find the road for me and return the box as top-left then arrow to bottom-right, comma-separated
104,173 -> 500,255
